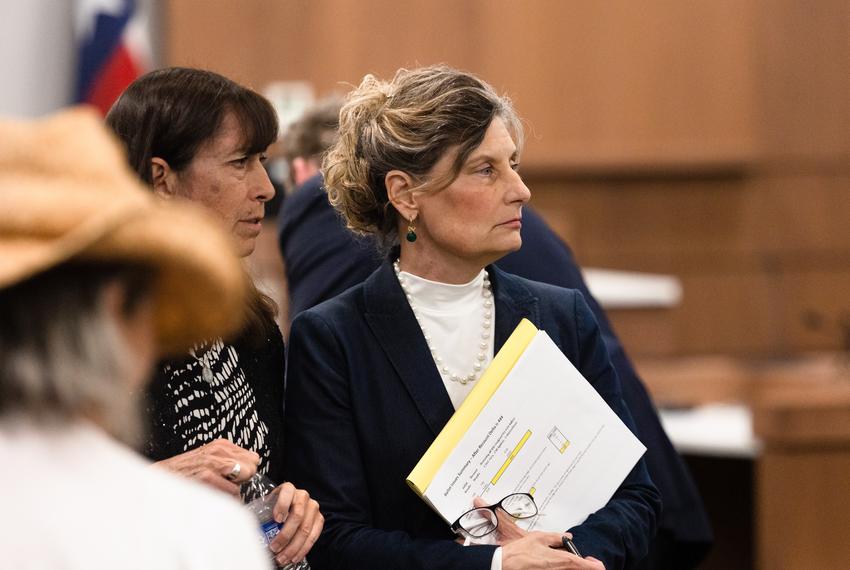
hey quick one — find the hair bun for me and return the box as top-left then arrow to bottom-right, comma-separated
322,65 -> 521,251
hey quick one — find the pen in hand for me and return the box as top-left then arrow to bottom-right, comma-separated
562,535 -> 581,557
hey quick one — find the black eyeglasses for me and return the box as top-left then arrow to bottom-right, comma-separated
450,493 -> 538,538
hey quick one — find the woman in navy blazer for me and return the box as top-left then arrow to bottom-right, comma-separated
284,66 -> 660,570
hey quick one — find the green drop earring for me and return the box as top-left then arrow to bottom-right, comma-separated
406,218 -> 417,243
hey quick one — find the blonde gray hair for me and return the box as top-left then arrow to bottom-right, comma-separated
322,65 -> 522,247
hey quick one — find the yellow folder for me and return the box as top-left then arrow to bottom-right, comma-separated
406,318 -> 538,496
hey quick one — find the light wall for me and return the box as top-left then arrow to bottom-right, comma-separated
0,1 -> 75,117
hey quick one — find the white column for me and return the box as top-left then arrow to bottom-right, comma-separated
0,0 -> 76,117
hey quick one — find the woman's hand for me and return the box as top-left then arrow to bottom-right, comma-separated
471,496 -> 527,544
153,438 -> 259,495
466,497 -> 603,569
268,483 -> 324,567
501,532 -> 605,569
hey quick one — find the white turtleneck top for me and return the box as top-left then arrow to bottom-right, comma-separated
396,268 -> 503,569
396,268 -> 496,410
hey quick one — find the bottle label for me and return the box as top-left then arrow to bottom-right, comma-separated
260,519 -> 283,545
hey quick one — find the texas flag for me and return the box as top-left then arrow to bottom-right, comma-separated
75,0 -> 153,115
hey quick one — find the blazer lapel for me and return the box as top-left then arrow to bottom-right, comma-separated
363,262 -> 455,437
491,266 -> 541,351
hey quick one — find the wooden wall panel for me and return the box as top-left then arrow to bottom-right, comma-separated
746,175 -> 850,255
604,309 -> 677,357
528,175 -> 850,273
166,0 -> 850,358
755,0 -> 850,163
166,0 -> 480,93
607,267 -> 850,356
530,176 -> 850,356
166,1 -> 268,86
472,0 -> 756,170
166,0 -> 755,170
605,272 -> 782,357
780,269 -> 850,352
528,176 -> 756,272
757,426 -> 850,568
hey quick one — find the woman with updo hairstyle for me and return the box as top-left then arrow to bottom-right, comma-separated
284,66 -> 660,570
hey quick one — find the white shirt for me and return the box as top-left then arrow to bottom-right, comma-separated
0,418 -> 271,570
397,269 -> 495,410
398,269 -> 502,568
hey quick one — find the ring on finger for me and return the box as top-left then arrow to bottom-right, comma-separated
226,462 -> 241,481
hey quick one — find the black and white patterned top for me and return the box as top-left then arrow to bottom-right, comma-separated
144,319 -> 286,484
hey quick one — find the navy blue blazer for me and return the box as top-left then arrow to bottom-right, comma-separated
279,174 -> 712,567
284,262 -> 661,570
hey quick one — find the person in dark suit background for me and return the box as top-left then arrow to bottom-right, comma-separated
277,97 -> 382,323
278,92 -> 711,568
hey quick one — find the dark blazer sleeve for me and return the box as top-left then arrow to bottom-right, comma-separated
561,291 -> 662,569
284,310 -> 497,570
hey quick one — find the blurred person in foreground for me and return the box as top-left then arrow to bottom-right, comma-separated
278,100 -> 711,568
284,65 -> 660,570
107,67 -> 322,568
0,109 -> 271,569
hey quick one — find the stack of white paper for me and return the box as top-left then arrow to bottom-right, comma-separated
407,320 -> 646,532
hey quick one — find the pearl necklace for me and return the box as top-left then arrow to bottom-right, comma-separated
394,260 -> 493,385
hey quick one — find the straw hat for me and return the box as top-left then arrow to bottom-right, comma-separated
0,108 -> 247,354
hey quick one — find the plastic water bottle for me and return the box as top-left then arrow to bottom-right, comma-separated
242,474 -> 311,570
